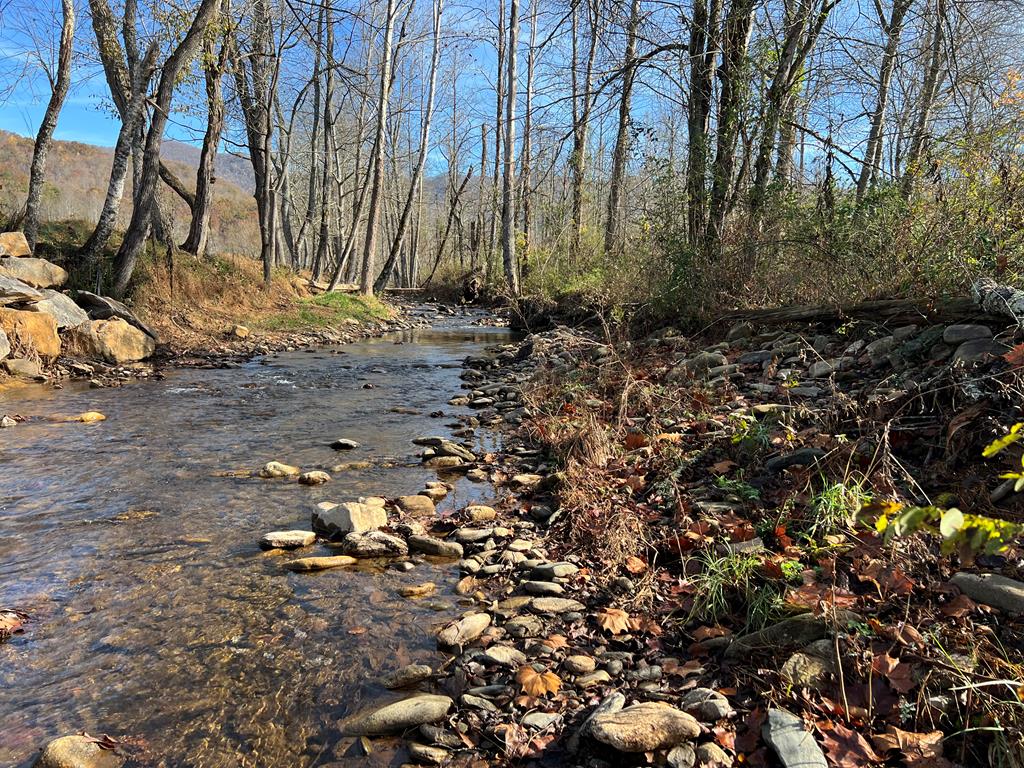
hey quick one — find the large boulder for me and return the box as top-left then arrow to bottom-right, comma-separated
0,232 -> 31,257
74,291 -> 157,339
0,256 -> 67,288
30,290 -> 90,329
312,501 -> 388,538
65,318 -> 155,364
0,308 -> 60,359
0,275 -> 42,306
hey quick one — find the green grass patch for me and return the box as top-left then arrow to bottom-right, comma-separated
258,292 -> 392,331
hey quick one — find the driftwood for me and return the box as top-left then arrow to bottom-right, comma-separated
719,296 -> 993,328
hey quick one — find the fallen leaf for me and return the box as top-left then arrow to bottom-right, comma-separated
820,721 -> 883,766
624,555 -> 647,574
941,593 -> 976,618
693,625 -> 731,642
0,610 -> 26,642
857,559 -> 915,597
540,634 -> 567,650
871,727 -> 951,768
1003,343 -> 1024,367
712,459 -> 738,474
595,607 -> 631,634
515,665 -> 562,697
625,432 -> 649,450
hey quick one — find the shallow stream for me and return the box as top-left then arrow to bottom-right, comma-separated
0,313 -> 512,767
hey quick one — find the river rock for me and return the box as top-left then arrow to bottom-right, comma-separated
465,504 -> 496,522
260,530 -> 316,549
511,473 -> 543,489
437,613 -> 490,647
532,561 -> 578,580
953,338 -> 1007,364
2,357 -> 41,377
283,554 -> 357,572
943,324 -> 992,344
407,742 -> 449,765
696,742 -> 731,768
34,734 -> 123,768
331,438 -> 360,450
529,597 -> 585,614
231,324 -> 250,339
483,644 -> 527,667
259,461 -> 301,478
950,572 -> 1024,613
0,256 -> 67,288
0,275 -> 42,305
0,330 -> 8,360
423,456 -> 464,469
589,702 -> 700,752
397,495 -> 436,516
298,470 -> 331,485
667,743 -> 696,768
380,664 -> 433,689
762,708 -> 827,768
781,652 -> 835,691
66,318 -> 155,363
724,610 -> 860,659
340,694 -> 453,735
340,530 -> 408,558
408,534 -> 463,558
567,692 -> 625,753
564,655 -> 597,675
313,501 -> 388,537
0,232 -> 31,257
679,687 -> 734,722
0,307 -> 60,358
400,582 -> 436,598
29,290 -> 89,329
74,291 -> 157,339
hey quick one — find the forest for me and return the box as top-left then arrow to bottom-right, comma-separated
3,0 -> 1022,309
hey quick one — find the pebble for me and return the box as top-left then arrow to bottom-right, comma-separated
529,597 -> 585,614
283,555 -> 357,572
589,701 -> 700,752
380,664 -> 433,689
436,613 -> 491,646
260,530 -> 315,549
298,470 -> 331,485
406,742 -> 449,765
564,655 -> 597,675
330,438 -> 361,450
340,694 -> 454,735
259,461 -> 300,478
408,535 -> 463,558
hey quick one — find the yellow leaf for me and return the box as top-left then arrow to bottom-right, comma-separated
595,607 -> 631,634
983,423 -> 1024,457
515,665 -> 562,697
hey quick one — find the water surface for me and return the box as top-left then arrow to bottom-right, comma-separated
0,315 -> 511,767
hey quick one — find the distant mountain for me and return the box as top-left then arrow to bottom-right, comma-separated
162,140 -> 256,192
0,130 -> 259,256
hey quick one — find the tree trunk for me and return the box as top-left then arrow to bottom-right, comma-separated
374,0 -> 443,293
358,0 -> 397,295
900,0 -> 947,199
23,0 -> 75,250
519,0 -> 538,275
685,0 -> 722,245
604,0 -> 640,256
500,0 -> 520,294
112,0 -> 219,297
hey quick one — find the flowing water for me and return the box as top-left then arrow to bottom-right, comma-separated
0,313 -> 513,767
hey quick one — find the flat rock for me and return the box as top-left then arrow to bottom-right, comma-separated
339,530 -> 408,558
407,742 -> 449,765
953,338 -> 1007,364
380,664 -> 433,689
260,530 -> 316,549
313,501 -> 388,537
34,734 -> 123,768
590,701 -> 700,752
482,644 -> 527,667
3,357 -> 41,377
408,534 -> 463,558
0,275 -> 42,305
529,597 -> 585,614
679,687 -> 735,721
397,495 -> 436,515
531,561 -> 578,580
436,613 -> 491,646
340,694 -> 453,735
283,555 -> 357,572
465,504 -> 496,522
29,290 -> 89,328
943,324 -> 992,344
725,611 -> 860,659
951,572 -> 1024,614
0,256 -> 67,288
762,708 -> 827,768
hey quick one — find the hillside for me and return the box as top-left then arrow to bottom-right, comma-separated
0,130 -> 259,256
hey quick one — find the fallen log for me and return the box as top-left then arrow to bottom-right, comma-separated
718,296 -> 990,327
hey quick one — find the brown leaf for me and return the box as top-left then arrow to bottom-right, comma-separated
624,555 -> 647,574
625,432 -> 649,450
693,625 -> 730,642
595,607 -> 631,634
0,610 -> 26,642
785,583 -> 858,610
871,727 -> 951,768
820,721 -> 883,766
712,459 -> 738,475
872,654 -> 917,694
941,593 -> 977,618
540,634 -> 568,650
1004,343 -> 1024,367
857,559 -> 915,597
515,665 -> 562,697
